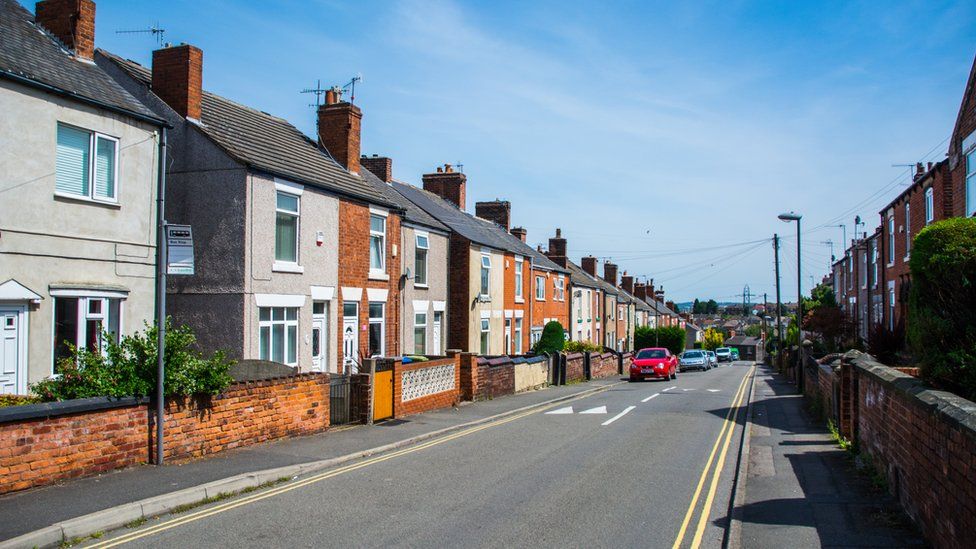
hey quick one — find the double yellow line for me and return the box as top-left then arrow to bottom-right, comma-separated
88,388 -> 613,548
671,366 -> 754,549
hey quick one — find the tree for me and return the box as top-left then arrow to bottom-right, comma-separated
702,328 -> 724,350
533,321 -> 566,355
744,324 -> 763,338
634,326 -> 685,355
705,299 -> 719,314
908,218 -> 976,399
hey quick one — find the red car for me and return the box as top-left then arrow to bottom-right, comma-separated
629,347 -> 678,382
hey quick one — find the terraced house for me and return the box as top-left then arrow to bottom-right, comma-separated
101,43 -> 401,374
0,0 -> 167,393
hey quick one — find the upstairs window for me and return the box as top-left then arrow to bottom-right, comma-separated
514,258 -> 523,299
370,215 -> 386,272
56,123 -> 118,202
965,130 -> 976,217
555,276 -> 565,301
535,275 -> 545,300
887,215 -> 895,265
275,192 -> 300,263
480,255 -> 491,297
904,203 -> 911,259
925,187 -> 934,225
414,234 -> 429,286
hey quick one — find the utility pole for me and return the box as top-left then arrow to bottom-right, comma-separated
773,234 -> 783,370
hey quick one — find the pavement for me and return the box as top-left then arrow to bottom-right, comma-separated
730,363 -> 924,548
0,377 -> 624,543
70,363 -> 754,548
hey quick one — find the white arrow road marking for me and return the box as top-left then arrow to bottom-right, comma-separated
545,406 -> 574,415
663,386 -> 677,392
642,393 -> 660,403
707,389 -> 720,393
602,405 -> 636,426
580,406 -> 608,414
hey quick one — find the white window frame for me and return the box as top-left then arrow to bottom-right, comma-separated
514,317 -> 523,354
55,122 -> 120,204
860,250 -> 867,289
871,240 -> 878,288
965,131 -> 976,217
274,190 -> 302,271
514,257 -> 524,300
555,276 -> 565,301
369,213 -> 387,276
258,306 -> 299,366
51,294 -> 124,373
535,275 -> 545,301
480,254 -> 492,299
480,318 -> 490,355
904,203 -> 911,260
887,215 -> 895,267
414,312 -> 427,355
368,302 -> 386,357
925,187 -> 934,225
414,233 -> 429,287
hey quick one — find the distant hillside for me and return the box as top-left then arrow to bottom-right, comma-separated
674,301 -> 740,312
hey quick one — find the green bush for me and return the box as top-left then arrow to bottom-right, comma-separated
31,318 -> 234,402
0,394 -> 40,408
634,326 -> 685,356
533,321 -> 566,355
908,217 -> 976,399
563,340 -> 603,353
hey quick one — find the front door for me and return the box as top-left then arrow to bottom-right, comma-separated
432,312 -> 442,355
0,309 -> 23,395
505,318 -> 512,355
342,302 -> 359,374
311,301 -> 328,373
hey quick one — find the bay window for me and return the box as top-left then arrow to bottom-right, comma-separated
275,191 -> 300,264
369,214 -> 386,273
52,295 -> 122,371
55,123 -> 118,202
368,302 -> 385,357
259,307 -> 298,366
414,234 -> 429,286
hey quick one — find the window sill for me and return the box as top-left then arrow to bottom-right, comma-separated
273,262 -> 304,274
54,193 -> 120,208
514,297 -> 524,304
903,256 -> 910,262
414,283 -> 429,290
368,271 -> 390,281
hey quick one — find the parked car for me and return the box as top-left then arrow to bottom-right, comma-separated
705,350 -> 718,368
679,350 -> 708,372
715,347 -> 732,362
630,347 -> 678,382
730,349 -> 740,361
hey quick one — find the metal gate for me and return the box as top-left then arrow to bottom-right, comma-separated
330,375 -> 365,426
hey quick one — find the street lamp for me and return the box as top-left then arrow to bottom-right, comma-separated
778,212 -> 803,391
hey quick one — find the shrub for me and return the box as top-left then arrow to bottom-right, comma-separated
31,318 -> 234,402
563,340 -> 602,353
634,326 -> 685,356
0,394 -> 40,408
533,321 -> 566,355
702,327 -> 725,351
907,217 -> 976,399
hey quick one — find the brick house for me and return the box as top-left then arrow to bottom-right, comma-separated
580,256 -> 619,349
0,0 -> 166,393
555,250 -> 604,345
101,45 -> 401,374
947,54 -> 976,220
360,157 -> 449,357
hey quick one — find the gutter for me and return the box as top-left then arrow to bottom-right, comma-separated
0,70 -> 170,128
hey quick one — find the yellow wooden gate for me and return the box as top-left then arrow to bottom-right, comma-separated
373,368 -> 394,421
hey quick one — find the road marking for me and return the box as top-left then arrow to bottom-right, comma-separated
545,406 -> 574,415
641,393 -> 660,403
601,405 -> 636,426
671,367 -> 752,549
87,385 -> 621,548
663,386 -> 677,392
579,406 -> 607,414
707,389 -> 720,393
682,388 -> 695,392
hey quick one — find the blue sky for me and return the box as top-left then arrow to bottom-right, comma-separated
73,0 -> 975,303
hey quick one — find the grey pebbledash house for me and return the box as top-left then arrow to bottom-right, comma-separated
0,0 -> 167,393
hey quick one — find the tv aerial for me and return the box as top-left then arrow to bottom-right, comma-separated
341,73 -> 363,104
302,74 -> 364,107
116,23 -> 166,46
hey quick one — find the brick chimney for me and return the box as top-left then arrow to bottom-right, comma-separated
317,88 -> 362,174
633,281 -> 646,301
510,227 -> 527,242
603,262 -> 618,287
35,0 -> 95,60
361,155 -> 392,182
475,200 -> 511,230
422,164 -> 466,210
621,272 -> 634,295
152,44 -> 203,120
545,228 -> 567,267
581,256 -> 598,277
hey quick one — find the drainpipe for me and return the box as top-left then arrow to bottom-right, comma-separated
154,127 -> 167,466
528,256 -> 534,354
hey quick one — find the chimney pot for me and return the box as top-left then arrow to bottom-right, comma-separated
151,44 -> 203,120
423,165 -> 467,210
35,0 -> 96,60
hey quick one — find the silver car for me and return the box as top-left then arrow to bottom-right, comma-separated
679,350 -> 708,371
705,350 -> 718,368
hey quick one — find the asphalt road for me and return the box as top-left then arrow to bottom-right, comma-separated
88,362 -> 754,549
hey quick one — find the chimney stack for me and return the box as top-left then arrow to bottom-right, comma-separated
603,262 -> 618,287
621,272 -> 634,295
510,227 -> 527,242
152,44 -> 203,120
914,162 -> 925,181
545,228 -> 567,267
361,155 -> 393,182
422,164 -> 466,210
317,88 -> 362,174
35,0 -> 96,60
633,282 -> 647,301
475,200 -> 511,230
581,256 -> 598,277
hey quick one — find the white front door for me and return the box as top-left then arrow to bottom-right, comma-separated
311,302 -> 328,373
433,312 -> 442,355
343,303 -> 359,373
0,308 -> 25,395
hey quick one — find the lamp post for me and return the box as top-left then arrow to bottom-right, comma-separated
778,212 -> 803,391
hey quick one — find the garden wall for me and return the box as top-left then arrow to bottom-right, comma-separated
394,356 -> 460,418
565,352 -> 585,382
591,352 -> 619,379
514,357 -> 548,392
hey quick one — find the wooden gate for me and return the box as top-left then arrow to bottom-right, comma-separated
373,361 -> 394,421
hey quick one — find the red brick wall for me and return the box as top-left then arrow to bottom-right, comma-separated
486,362 -> 515,399
447,235 -> 472,352
159,374 -> 330,461
590,352 -> 618,379
394,356 -> 461,417
505,253 -> 530,353
948,60 -> 976,218
35,0 -> 96,59
853,356 -> 976,549
336,200 -> 401,367
565,352 -> 585,383
0,402 -> 147,494
530,267 -> 570,337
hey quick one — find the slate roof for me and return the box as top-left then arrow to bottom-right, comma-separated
100,51 -> 393,207
564,260 -> 602,290
392,182 -> 568,273
0,0 -> 161,122
725,335 -> 762,346
359,169 -> 447,232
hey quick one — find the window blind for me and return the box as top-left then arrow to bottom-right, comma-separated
95,136 -> 116,199
56,124 -> 90,196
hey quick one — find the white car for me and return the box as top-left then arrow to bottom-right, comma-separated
705,350 -> 718,368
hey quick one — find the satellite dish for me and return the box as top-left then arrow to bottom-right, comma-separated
404,267 -> 412,280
